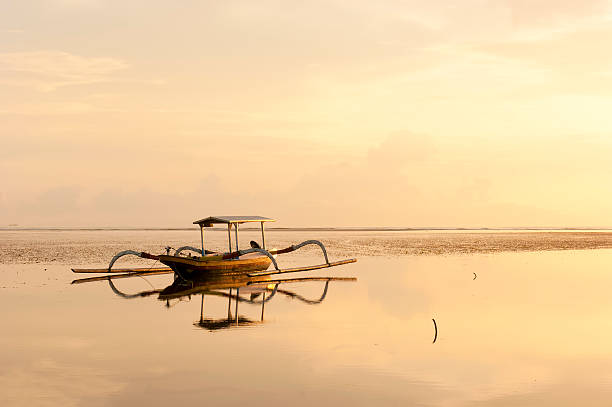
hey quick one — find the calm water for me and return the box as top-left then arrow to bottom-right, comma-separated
2,230 -> 612,406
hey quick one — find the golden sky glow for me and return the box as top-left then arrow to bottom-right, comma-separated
2,1 -> 612,227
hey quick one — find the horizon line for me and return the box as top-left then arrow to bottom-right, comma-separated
2,226 -> 612,232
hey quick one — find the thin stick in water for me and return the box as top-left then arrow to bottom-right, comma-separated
432,318 -> 438,344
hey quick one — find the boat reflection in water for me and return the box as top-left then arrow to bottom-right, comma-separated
77,271 -> 356,331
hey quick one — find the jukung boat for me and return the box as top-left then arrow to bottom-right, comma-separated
72,216 -> 356,276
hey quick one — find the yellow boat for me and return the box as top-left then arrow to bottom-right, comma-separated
72,216 -> 356,276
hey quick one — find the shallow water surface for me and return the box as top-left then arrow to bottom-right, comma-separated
1,230 -> 612,406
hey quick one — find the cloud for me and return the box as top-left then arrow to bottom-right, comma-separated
477,27 -> 612,74
2,129 -> 612,228
504,0 -> 610,29
366,132 -> 435,169
0,51 -> 128,91
45,0 -> 101,7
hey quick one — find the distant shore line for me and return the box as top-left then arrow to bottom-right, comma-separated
2,227 -> 611,232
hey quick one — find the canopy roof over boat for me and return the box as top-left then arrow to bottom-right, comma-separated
193,216 -> 275,226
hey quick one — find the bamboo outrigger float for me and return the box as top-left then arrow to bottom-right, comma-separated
72,216 -> 356,276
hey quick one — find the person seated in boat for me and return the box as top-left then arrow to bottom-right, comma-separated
250,240 -> 261,249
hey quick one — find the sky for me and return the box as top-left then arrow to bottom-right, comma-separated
1,0 -> 612,228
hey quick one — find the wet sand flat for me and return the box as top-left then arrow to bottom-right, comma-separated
2,230 -> 612,264
1,230 -> 612,406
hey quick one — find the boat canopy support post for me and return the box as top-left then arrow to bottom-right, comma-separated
234,224 -> 239,252
261,222 -> 266,250
200,225 -> 205,257
227,224 -> 232,253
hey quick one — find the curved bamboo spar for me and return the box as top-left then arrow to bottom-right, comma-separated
291,240 -> 330,264
108,250 -> 157,272
268,240 -> 330,263
174,246 -> 202,256
221,240 -> 330,265
218,248 -> 279,269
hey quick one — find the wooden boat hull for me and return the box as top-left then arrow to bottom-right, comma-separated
157,254 -> 272,275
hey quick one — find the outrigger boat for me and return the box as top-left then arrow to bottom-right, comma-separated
72,216 -> 356,276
